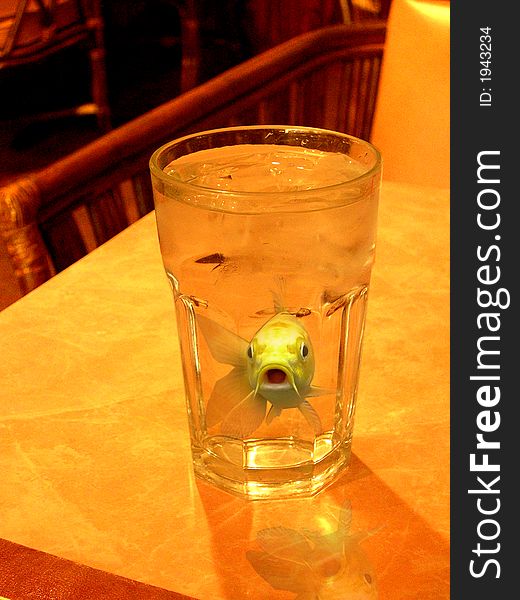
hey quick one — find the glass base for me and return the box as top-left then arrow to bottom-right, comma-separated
192,435 -> 351,500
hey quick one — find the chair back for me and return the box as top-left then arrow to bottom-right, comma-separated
245,0 -> 344,52
370,0 -> 449,187
0,0 -> 110,130
0,21 -> 386,299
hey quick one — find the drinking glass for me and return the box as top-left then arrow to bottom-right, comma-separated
150,125 -> 381,499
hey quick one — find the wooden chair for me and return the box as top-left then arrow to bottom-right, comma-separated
0,0 -> 110,131
0,21 -> 386,299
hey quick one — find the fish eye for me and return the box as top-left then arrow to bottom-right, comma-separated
300,342 -> 309,358
247,345 -> 254,360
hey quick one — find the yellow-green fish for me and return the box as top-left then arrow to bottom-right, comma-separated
197,310 -> 330,438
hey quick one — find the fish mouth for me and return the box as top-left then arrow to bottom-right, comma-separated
265,368 -> 287,384
256,365 -> 298,395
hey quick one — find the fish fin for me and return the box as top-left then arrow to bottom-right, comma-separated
299,528 -> 323,546
347,524 -> 385,545
256,527 -> 311,560
298,399 -> 323,434
246,550 -> 312,593
197,314 -> 249,367
221,392 -> 267,437
265,403 -> 282,425
206,367 -> 250,428
306,385 -> 334,398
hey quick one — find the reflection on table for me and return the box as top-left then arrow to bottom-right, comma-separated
0,180 -> 449,599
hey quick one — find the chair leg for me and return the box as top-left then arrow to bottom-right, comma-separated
87,2 -> 111,131
89,45 -> 111,131
177,0 -> 201,92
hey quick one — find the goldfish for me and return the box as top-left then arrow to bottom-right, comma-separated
246,500 -> 378,599
197,307 -> 330,438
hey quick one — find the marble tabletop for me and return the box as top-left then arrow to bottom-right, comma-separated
0,180 -> 449,599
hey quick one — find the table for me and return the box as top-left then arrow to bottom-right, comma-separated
0,181 -> 449,599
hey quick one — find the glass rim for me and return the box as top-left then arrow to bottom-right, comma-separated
149,125 -> 382,198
